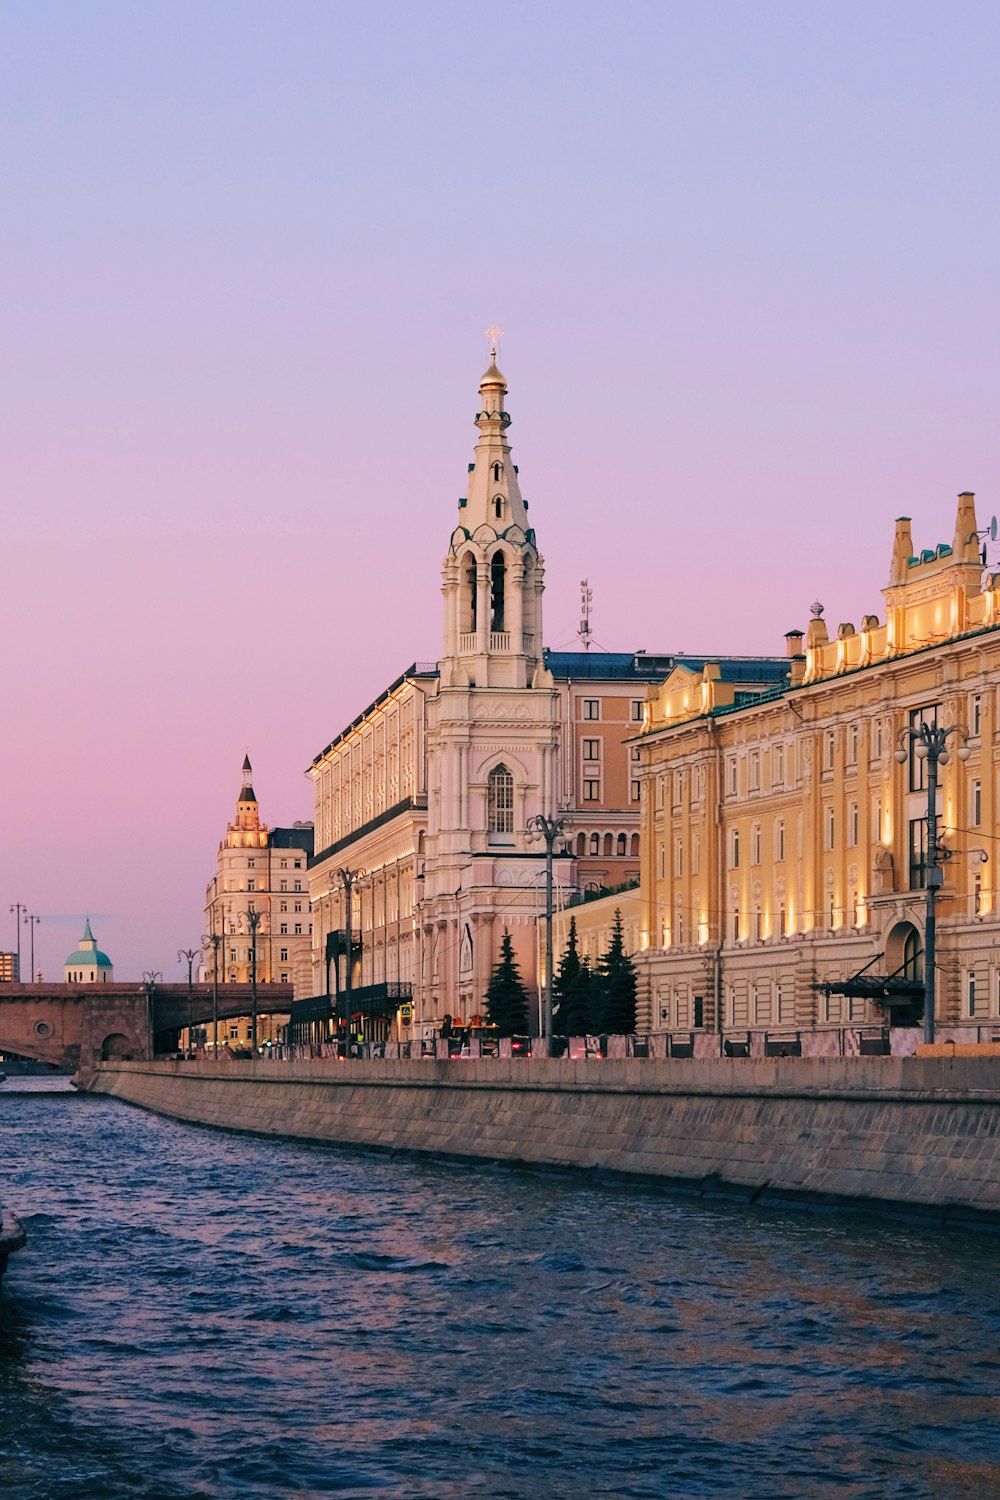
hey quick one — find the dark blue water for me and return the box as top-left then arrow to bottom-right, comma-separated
1,1082 -> 999,1499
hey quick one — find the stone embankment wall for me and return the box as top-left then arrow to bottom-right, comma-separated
84,1056 -> 1000,1223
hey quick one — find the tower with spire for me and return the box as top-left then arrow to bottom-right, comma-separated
439,337 -> 549,691
64,919 -> 113,984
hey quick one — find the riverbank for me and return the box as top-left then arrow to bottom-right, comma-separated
82,1054 -> 1000,1226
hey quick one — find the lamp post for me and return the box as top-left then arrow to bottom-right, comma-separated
526,812 -> 573,1050
142,970 -> 163,1059
177,947 -> 199,1057
201,922 -> 222,1055
335,868 -> 364,1057
9,904 -> 25,983
244,907 -> 263,1053
894,722 -> 971,1043
23,913 -> 40,982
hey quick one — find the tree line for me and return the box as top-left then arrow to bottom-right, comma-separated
483,911 -> 637,1036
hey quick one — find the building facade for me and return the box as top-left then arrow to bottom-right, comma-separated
204,757 -> 315,997
308,354 -> 786,1035
635,493 -> 1000,1037
0,952 -> 20,983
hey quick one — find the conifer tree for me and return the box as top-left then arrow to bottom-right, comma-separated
552,916 -> 592,1035
595,908 -> 638,1034
484,929 -> 531,1036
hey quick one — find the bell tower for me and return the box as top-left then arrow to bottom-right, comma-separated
439,334 -> 547,689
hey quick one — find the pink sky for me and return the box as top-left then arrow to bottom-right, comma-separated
2,2 -> 998,979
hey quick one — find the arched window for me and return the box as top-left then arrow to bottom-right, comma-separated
494,495 -> 503,520
492,461 -> 502,482
577,832 -> 586,856
487,764 -> 514,837
465,556 -> 478,632
630,833 -> 639,857
616,833 -> 627,856
490,551 -> 506,631
590,832 -> 600,856
603,833 -> 613,857
903,927 -> 922,981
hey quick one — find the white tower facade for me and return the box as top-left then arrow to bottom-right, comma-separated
422,352 -> 569,1018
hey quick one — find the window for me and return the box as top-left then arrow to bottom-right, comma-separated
280,860 -> 287,870
692,836 -> 700,875
753,908 -> 762,942
908,705 -> 939,791
823,730 -> 835,770
846,725 -> 858,766
631,780 -> 641,802
294,902 -> 302,913
247,858 -> 255,869
279,948 -> 288,962
731,829 -> 740,868
280,972 -> 288,983
280,879 -> 288,892
280,923 -> 288,935
779,904 -> 787,937
731,905 -> 740,944
751,824 -> 761,865
674,839 -> 683,877
294,880 -> 302,892
617,833 -> 627,856
280,901 -> 287,913
583,739 -> 601,760
973,779 -> 982,827
776,820 -> 785,862
631,747 -> 641,763
748,750 -> 760,791
229,949 -> 237,962
583,780 -> 600,801
582,699 -> 600,720
590,833 -> 600,856
630,700 -> 643,722
972,694 -> 982,736
294,923 -> 302,935
776,982 -> 787,1023
872,720 -> 884,761
294,860 -> 302,869
824,806 -> 835,850
968,971 -> 977,1017
974,872 -> 982,915
247,879 -> 256,892
487,763 -> 515,834
657,843 -> 665,879
772,743 -> 784,788
848,803 -> 858,848
909,818 -> 928,890
726,758 -> 738,797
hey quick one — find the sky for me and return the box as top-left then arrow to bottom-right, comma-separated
2,1 -> 999,980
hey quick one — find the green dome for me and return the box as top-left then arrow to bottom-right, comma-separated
64,947 -> 112,968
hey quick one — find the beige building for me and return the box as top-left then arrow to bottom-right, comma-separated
307,353 -> 785,1038
634,492 -> 1000,1038
204,757 -> 314,999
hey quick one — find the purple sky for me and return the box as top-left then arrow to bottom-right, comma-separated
2,2 -> 999,980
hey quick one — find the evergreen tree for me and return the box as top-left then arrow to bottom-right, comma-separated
484,929 -> 531,1036
552,916 -> 592,1035
595,909 -> 638,1034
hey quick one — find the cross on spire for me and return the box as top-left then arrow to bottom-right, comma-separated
485,324 -> 504,360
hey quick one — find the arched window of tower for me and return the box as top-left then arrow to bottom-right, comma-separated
492,461 -> 502,482
494,495 -> 504,520
465,555 -> 477,633
490,551 -> 506,632
487,764 -> 515,838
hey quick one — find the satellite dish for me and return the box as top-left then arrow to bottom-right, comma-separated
990,515 -> 997,542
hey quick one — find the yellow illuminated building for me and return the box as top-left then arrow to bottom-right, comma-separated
633,493 -> 1000,1036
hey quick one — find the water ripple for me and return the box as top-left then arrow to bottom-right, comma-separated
1,1087 -> 999,1497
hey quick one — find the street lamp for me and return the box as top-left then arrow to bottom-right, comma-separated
334,868 -> 365,1057
526,811 -> 573,1049
894,722 -> 971,1043
9,904 -> 25,982
142,970 -> 163,1059
243,907 -> 263,1053
23,913 -> 40,983
177,947 -> 199,1058
201,920 -> 223,1055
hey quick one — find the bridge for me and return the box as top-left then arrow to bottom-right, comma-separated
0,981 -> 295,1072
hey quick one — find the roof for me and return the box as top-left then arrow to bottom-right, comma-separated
238,784 -> 257,802
271,824 -> 315,854
65,947 -> 112,968
545,651 -> 789,684
310,661 -> 439,767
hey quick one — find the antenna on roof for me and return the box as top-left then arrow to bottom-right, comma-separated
578,579 -> 593,651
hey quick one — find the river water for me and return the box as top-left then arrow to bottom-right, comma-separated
1,1080 -> 998,1499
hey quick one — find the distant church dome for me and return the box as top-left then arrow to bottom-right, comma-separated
64,918 -> 114,984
